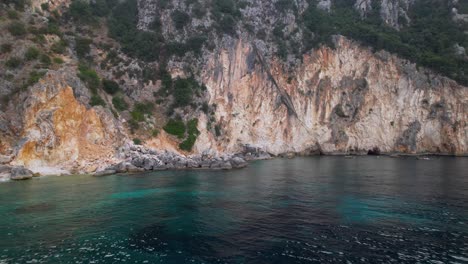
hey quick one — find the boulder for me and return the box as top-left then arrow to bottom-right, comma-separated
131,156 -> 145,168
143,158 -> 157,171
220,161 -> 233,170
231,157 -> 248,168
201,160 -> 211,169
10,166 -> 33,180
187,159 -> 200,168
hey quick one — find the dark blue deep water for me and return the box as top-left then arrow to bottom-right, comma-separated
0,156 -> 468,263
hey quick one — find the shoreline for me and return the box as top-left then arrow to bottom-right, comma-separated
1,152 -> 466,182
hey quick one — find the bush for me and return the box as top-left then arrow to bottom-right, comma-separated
179,119 -> 199,151
78,64 -> 100,93
275,0 -> 295,12
171,10 -> 190,30
152,129 -> 160,137
179,134 -> 197,151
41,3 -> 49,11
23,70 -> 47,90
102,79 -> 120,94
51,39 -> 67,54
133,138 -> 142,145
8,21 -> 27,36
218,15 -> 236,35
90,0 -> 109,17
128,119 -> 139,131
75,38 -> 92,59
5,57 -> 22,68
53,57 -> 64,64
112,96 -> 128,111
7,10 -> 19,19
1,44 -> 12,54
163,119 -> 186,138
214,0 -> 236,14
69,0 -> 93,23
90,95 -> 106,106
173,78 -> 194,107
24,47 -> 40,60
130,102 -> 153,122
39,54 -> 51,67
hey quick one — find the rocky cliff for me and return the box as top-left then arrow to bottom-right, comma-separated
8,68 -> 124,175
198,36 -> 467,155
0,0 -> 467,179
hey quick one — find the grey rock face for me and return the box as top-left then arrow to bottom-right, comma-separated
396,121 -> 422,152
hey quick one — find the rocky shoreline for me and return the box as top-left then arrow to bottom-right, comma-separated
93,143 -> 274,176
0,142 -> 465,182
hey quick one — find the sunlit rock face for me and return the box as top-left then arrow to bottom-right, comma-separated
198,36 -> 467,156
11,68 -> 124,174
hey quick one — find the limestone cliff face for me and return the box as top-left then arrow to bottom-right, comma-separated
197,36 -> 467,156
10,69 -> 124,174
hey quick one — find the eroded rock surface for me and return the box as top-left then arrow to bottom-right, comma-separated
199,36 -> 467,156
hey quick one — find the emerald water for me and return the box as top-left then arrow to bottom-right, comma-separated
1,156 -> 467,263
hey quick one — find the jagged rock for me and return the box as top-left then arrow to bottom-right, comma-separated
210,161 -> 222,169
221,162 -> 233,170
143,158 -> 157,171
10,166 -> 33,180
231,157 -> 248,168
131,157 -> 145,168
153,163 -> 167,171
200,160 -> 211,168
187,159 -> 200,168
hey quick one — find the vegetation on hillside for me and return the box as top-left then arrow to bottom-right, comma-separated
300,0 -> 468,85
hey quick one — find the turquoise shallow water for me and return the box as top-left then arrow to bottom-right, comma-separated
0,156 -> 467,263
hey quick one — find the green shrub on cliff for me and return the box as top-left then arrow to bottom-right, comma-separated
1,44 -> 12,54
8,21 -> 27,36
90,94 -> 106,106
75,38 -> 92,59
163,119 -> 186,138
112,96 -> 128,111
130,102 -> 154,122
5,57 -> 22,68
179,118 -> 200,151
78,64 -> 100,93
24,47 -> 40,61
102,79 -> 120,94
171,10 -> 190,30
